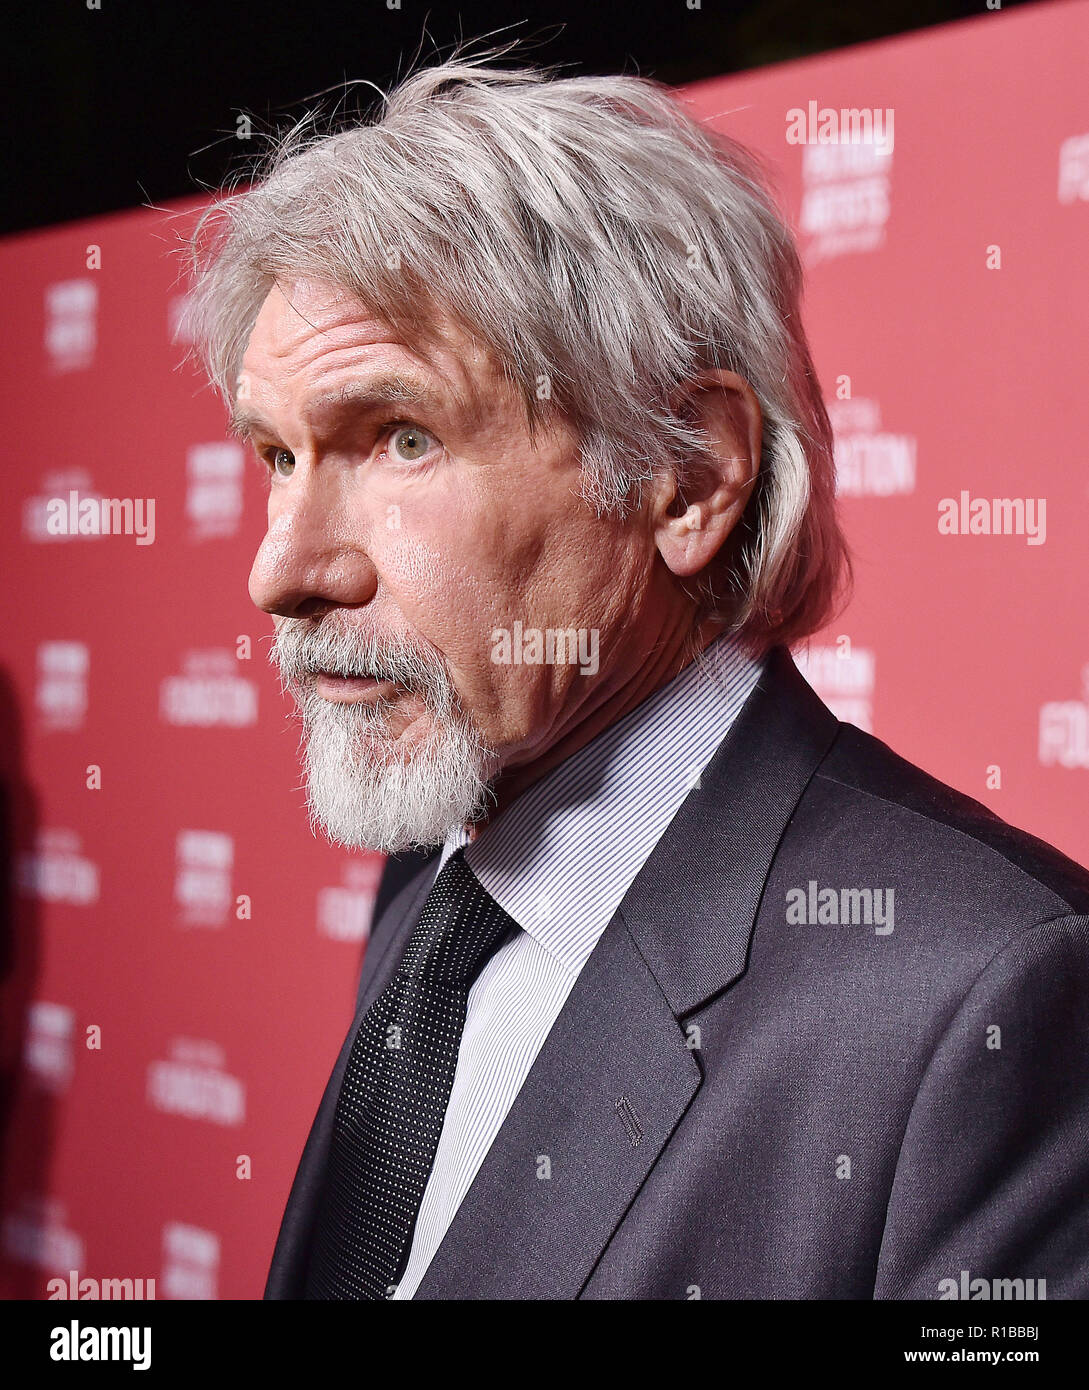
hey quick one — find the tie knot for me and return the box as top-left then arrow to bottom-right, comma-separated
396,848 -> 518,985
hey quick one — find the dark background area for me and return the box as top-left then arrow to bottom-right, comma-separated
4,0 -> 1039,237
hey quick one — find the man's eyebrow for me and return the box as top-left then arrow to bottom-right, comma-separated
227,375 -> 447,443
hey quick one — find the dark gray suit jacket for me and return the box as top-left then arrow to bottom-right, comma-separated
265,645 -> 1089,1298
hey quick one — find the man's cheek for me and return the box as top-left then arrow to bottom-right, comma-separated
378,532 -> 447,592
390,478 -> 536,582
380,531 -> 520,633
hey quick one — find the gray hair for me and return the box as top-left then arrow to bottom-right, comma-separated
184,52 -> 850,651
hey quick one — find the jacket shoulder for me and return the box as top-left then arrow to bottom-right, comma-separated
811,720 -> 1089,918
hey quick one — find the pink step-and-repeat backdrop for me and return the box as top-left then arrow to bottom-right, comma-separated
1,0 -> 1086,1299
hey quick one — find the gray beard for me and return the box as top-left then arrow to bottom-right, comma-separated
270,618 -> 496,854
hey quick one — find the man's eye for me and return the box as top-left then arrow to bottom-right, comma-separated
390,425 -> 433,462
269,448 -> 294,477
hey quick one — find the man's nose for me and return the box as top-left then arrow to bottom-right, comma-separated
248,475 -> 378,619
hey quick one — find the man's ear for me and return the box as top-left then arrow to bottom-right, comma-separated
652,369 -> 761,579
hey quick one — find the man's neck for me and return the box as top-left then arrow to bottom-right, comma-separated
474,614 -> 733,832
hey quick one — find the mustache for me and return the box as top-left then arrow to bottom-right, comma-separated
269,617 -> 453,698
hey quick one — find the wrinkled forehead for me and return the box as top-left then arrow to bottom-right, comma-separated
235,276 -> 526,435
241,276 -> 487,375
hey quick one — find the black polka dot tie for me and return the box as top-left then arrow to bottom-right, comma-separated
303,848 -> 519,1300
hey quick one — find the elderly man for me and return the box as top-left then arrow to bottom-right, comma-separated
186,55 -> 1089,1300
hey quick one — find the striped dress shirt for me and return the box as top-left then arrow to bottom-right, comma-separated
390,631 -> 766,1297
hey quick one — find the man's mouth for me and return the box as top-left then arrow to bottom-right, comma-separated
312,670 -> 401,704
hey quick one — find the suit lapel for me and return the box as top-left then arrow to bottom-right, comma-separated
414,913 -> 701,1299
619,643 -> 841,1015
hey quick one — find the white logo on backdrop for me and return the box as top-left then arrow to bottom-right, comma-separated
161,1222 -> 220,1301
1,1197 -> 85,1272
799,140 -> 892,263
317,856 -> 385,943
1039,664 -> 1089,769
147,1038 -> 245,1128
186,443 -> 245,541
17,829 -> 100,906
23,1002 -> 76,1093
159,649 -> 257,728
168,293 -> 196,345
1058,132 -> 1089,204
23,471 -> 104,543
36,642 -> 89,731
828,398 -> 917,497
45,279 -> 97,372
174,830 -> 234,927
